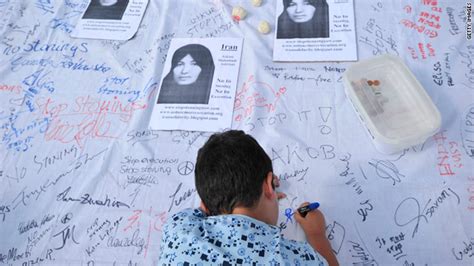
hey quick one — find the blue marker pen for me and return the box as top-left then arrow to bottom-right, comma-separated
297,202 -> 320,218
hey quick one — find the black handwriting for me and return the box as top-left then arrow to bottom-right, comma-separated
57,186 -> 130,209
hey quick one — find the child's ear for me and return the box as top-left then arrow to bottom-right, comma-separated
263,172 -> 275,199
200,201 -> 210,214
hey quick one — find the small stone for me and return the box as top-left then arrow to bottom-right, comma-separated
251,0 -> 263,7
232,6 -> 247,21
258,20 -> 271,34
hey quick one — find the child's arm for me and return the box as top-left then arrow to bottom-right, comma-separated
295,202 -> 339,266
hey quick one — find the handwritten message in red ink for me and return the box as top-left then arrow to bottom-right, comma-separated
433,131 -> 463,176
123,207 -> 168,258
401,0 -> 442,60
0,84 -> 22,94
36,95 -> 147,149
233,75 -> 287,122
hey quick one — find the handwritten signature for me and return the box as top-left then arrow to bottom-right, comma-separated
394,188 -> 460,238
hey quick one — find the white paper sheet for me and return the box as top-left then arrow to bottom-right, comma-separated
71,0 -> 148,40
273,0 -> 358,61
149,37 -> 243,132
0,0 -> 473,265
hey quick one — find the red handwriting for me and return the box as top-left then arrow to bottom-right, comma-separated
401,1 -> 441,60
0,84 -> 21,94
408,42 -> 435,60
233,75 -> 287,122
35,95 -> 146,149
123,207 -> 168,258
400,19 -> 439,39
433,131 -> 463,176
418,11 -> 441,30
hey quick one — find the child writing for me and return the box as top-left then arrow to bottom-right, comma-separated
159,130 -> 339,265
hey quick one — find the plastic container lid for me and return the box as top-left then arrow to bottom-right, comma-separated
343,54 -> 441,154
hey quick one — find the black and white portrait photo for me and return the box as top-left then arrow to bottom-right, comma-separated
157,44 -> 215,104
82,0 -> 129,20
277,0 -> 330,39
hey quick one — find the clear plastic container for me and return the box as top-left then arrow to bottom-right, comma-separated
343,54 -> 441,154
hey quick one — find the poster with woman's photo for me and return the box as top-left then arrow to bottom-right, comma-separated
273,0 -> 357,61
71,0 -> 148,40
150,38 -> 243,132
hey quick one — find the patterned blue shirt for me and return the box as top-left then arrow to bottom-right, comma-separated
158,208 -> 328,265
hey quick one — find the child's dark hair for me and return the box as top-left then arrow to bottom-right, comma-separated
195,130 -> 273,216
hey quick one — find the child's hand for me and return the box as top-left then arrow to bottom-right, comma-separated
294,202 -> 326,239
295,202 -> 339,266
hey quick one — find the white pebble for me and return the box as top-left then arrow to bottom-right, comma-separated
251,0 -> 263,7
258,20 -> 271,34
232,6 -> 247,21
